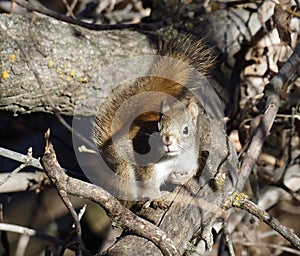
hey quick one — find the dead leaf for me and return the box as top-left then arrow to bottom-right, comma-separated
273,0 -> 292,45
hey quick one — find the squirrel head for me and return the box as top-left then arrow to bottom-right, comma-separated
158,101 -> 199,156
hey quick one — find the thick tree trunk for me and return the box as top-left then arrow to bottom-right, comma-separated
0,0 -> 274,116
0,14 -> 155,116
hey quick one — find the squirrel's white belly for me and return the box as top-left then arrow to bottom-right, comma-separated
154,148 -> 198,186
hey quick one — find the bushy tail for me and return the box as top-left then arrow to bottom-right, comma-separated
93,35 -> 215,149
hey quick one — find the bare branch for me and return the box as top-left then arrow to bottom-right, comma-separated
0,147 -> 33,187
229,193 -> 300,250
12,0 -> 204,31
42,129 -> 83,256
236,241 -> 300,255
0,147 -> 49,193
0,223 -> 64,245
0,223 -> 92,255
0,147 -> 42,170
41,129 -> 180,256
237,44 -> 300,192
0,172 -> 48,193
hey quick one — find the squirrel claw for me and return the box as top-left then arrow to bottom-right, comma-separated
151,199 -> 168,209
142,199 -> 168,210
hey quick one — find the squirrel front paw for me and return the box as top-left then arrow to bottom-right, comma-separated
169,170 -> 194,185
142,199 -> 168,210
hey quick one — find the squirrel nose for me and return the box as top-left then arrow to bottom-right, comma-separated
163,135 -> 174,146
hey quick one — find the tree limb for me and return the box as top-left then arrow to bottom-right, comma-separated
0,146 -> 42,170
12,0 -> 206,31
0,172 -> 48,193
229,193 -> 300,250
0,14 -> 155,116
236,43 -> 300,192
41,129 -> 180,256
0,223 -> 92,255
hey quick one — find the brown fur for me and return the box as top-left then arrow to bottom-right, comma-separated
93,36 -> 215,149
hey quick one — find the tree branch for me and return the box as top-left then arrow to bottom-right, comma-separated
0,147 -> 34,186
0,223 -> 64,245
0,172 -> 48,193
236,44 -> 300,192
0,14 -> 155,116
0,223 -> 92,255
40,129 -> 180,256
229,193 -> 300,250
0,146 -> 42,170
12,0 -> 204,31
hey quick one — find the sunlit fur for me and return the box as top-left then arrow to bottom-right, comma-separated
94,36 -> 215,148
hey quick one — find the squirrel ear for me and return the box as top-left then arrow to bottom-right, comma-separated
188,102 -> 199,121
160,100 -> 171,114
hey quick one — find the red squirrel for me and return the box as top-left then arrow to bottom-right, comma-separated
93,36 -> 214,206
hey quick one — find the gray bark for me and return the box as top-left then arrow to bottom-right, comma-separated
0,0 -> 274,116
0,14 -> 155,116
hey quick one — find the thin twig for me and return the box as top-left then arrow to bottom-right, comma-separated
0,223 -> 64,245
12,0 -> 204,31
0,223 -> 92,255
237,241 -> 300,255
0,145 -> 85,189
0,146 -> 42,170
72,204 -> 86,228
0,147 -> 33,187
287,107 -> 296,166
62,0 -> 76,18
15,233 -> 30,256
257,171 -> 300,203
42,129 -> 83,256
54,110 -> 96,152
0,163 -> 26,186
230,193 -> 300,250
0,172 -> 48,193
69,0 -> 78,13
58,188 -> 83,256
223,222 -> 235,256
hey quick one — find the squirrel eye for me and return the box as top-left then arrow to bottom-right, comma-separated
182,125 -> 189,136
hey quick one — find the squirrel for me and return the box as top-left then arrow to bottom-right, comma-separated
93,36 -> 215,207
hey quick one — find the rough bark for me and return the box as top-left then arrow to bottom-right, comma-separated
0,0 -> 275,116
0,14 -> 155,116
